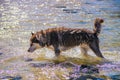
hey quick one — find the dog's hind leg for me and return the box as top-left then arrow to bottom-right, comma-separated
89,40 -> 104,58
80,46 -> 88,57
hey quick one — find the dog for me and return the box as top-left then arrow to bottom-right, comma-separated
28,18 -> 104,58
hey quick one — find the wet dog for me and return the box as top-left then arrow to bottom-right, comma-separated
28,18 -> 104,58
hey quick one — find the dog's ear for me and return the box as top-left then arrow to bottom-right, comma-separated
31,32 -> 34,35
36,34 -> 40,40
100,19 -> 104,23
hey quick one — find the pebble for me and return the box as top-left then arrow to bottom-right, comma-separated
63,9 -> 80,13
12,76 -> 22,80
55,5 -> 66,8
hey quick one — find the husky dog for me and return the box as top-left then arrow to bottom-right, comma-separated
28,18 -> 104,58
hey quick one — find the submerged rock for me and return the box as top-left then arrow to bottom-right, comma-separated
80,65 -> 99,73
69,65 -> 99,79
59,62 -> 76,68
111,75 -> 120,80
0,52 -> 3,55
29,62 -> 54,68
24,58 -> 33,62
1,76 -> 22,80
12,76 -> 22,80
75,75 -> 104,80
1,76 -> 14,79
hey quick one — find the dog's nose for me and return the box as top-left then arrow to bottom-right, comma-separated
28,49 -> 30,52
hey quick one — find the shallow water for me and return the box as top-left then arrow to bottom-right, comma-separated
0,0 -> 120,80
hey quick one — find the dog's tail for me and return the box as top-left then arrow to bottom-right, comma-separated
93,18 -> 104,36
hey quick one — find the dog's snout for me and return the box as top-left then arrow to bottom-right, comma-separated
28,49 -> 30,52
27,46 -> 36,53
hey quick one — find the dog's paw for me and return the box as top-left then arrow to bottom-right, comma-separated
101,58 -> 112,64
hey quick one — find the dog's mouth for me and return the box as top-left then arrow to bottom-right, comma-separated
28,43 -> 42,53
28,49 -> 34,52
28,46 -> 36,53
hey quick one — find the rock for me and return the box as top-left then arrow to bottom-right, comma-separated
80,65 -> 89,69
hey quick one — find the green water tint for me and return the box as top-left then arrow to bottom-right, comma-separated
31,55 -> 112,80
0,52 -> 119,80
30,54 -> 117,80
35,55 -> 103,65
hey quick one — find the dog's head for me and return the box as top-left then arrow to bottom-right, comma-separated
28,31 -> 46,52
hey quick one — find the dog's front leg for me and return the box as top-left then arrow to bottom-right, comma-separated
53,44 -> 60,57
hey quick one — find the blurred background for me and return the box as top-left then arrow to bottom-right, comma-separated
0,0 -> 120,51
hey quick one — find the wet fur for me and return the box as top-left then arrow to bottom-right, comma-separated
28,18 -> 104,58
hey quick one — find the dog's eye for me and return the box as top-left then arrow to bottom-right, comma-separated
30,43 -> 33,46
32,38 -> 39,43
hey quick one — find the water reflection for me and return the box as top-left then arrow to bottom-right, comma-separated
0,0 -> 120,50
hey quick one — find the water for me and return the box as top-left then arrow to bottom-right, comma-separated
0,0 -> 120,80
